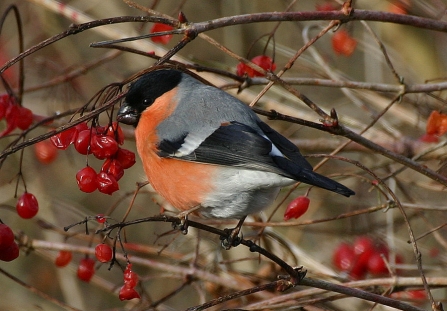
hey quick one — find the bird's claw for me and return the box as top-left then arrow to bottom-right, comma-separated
220,227 -> 242,250
173,211 -> 189,234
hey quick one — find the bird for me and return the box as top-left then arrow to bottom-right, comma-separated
117,68 -> 354,221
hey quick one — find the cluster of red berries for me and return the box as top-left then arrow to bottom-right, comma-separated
2,189 -> 40,263
150,23 -> 174,45
0,93 -> 41,223
77,243 -> 113,282
0,93 -> 33,137
419,110 -> 447,143
332,236 -> 403,280
119,263 -> 141,300
284,196 -> 310,221
55,215 -> 113,282
0,223 -> 19,262
236,55 -> 277,78
50,121 -> 136,195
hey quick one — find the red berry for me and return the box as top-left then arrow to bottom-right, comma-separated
34,140 -> 58,164
74,129 -> 93,155
97,172 -> 119,195
95,214 -> 107,223
284,196 -> 310,220
76,166 -> 98,193
150,23 -> 174,44
426,110 -> 447,136
236,62 -> 252,77
16,106 -> 33,130
94,125 -> 106,135
101,158 -> 124,181
0,223 -> 15,251
116,148 -> 136,169
55,250 -> 73,267
75,122 -> 89,133
426,111 -> 440,135
237,55 -> 276,77
332,29 -> 357,57
77,257 -> 95,282
91,135 -> 119,159
124,263 -> 139,288
0,241 -> 19,262
106,122 -> 124,145
95,244 -> 113,263
4,102 -> 18,123
352,236 -> 375,276
250,55 -> 276,77
353,236 -> 374,256
367,252 -> 388,275
333,242 -> 355,271
16,192 -> 39,219
119,285 -> 140,300
51,127 -> 78,150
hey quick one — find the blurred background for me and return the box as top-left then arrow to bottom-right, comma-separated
1,0 -> 447,310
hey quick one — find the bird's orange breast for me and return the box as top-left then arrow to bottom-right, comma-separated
135,88 -> 217,211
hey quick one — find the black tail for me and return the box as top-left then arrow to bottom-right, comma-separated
298,168 -> 355,197
273,156 -> 355,197
258,121 -> 354,197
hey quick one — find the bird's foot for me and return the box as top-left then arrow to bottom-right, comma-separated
220,227 -> 242,250
172,211 -> 190,234
173,205 -> 202,234
220,216 -> 246,250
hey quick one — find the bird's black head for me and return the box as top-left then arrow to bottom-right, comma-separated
117,69 -> 183,127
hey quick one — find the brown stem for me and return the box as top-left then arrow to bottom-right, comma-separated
300,278 -> 425,311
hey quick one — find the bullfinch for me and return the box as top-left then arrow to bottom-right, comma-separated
117,69 -> 354,220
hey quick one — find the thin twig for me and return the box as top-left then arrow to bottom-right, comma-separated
0,267 -> 83,311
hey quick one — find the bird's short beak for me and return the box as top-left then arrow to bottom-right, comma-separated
117,103 -> 139,126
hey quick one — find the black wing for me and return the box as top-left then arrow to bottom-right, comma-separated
157,121 -> 355,197
157,121 -> 292,177
256,121 -> 313,171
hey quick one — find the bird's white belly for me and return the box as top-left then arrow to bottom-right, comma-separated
200,168 -> 295,219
